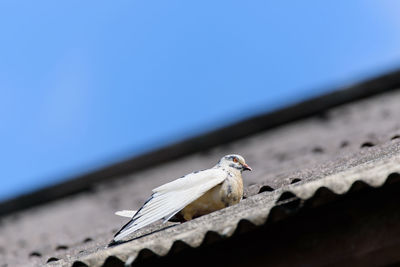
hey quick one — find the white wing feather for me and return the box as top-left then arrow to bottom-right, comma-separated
113,168 -> 227,241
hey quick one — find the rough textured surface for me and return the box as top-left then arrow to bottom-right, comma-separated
1,88 -> 400,266
73,153 -> 400,267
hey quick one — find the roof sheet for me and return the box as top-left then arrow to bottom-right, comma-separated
73,153 -> 400,267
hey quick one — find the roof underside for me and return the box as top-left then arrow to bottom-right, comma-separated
2,75 -> 400,266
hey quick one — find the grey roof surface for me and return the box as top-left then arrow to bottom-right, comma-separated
1,86 -> 400,266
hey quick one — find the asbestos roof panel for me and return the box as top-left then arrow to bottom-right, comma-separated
1,88 -> 400,266
72,153 -> 400,267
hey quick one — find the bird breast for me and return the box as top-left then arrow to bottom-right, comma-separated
180,173 -> 243,221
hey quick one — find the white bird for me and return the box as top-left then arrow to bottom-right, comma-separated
113,154 -> 252,242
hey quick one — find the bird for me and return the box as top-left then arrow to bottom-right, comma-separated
112,154 -> 252,242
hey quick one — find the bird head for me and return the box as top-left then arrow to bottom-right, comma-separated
218,154 -> 252,172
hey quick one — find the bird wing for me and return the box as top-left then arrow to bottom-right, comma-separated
113,168 -> 227,241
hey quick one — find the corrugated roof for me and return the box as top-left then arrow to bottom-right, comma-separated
70,153 -> 400,267
1,75 -> 400,266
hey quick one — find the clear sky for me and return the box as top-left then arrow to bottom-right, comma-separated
1,1 -> 400,201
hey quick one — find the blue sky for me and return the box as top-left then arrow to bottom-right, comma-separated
1,1 -> 400,201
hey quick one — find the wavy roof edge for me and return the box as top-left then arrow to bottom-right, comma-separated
3,69 -> 400,216
57,152 -> 400,267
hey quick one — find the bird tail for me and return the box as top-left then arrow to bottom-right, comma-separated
115,210 -> 137,218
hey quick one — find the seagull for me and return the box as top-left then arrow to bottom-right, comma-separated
112,154 -> 252,242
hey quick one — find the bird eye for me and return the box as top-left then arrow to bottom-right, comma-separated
233,157 -> 238,163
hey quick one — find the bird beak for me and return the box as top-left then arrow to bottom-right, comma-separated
242,163 -> 252,171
